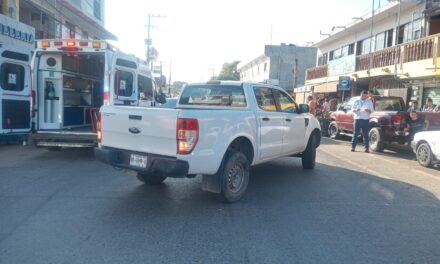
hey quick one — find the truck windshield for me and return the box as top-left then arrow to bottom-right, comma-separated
179,85 -> 246,107
375,98 -> 404,111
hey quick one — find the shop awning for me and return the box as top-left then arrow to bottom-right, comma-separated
313,81 -> 338,93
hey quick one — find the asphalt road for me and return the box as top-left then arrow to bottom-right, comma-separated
1,138 -> 440,264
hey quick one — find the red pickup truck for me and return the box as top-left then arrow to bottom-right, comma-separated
327,95 -> 440,152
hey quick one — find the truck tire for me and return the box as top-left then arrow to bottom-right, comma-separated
328,121 -> 340,139
218,150 -> 250,203
302,134 -> 317,170
416,142 -> 433,167
369,127 -> 384,152
136,173 -> 167,185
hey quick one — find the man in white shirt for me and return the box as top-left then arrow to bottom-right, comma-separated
351,90 -> 375,153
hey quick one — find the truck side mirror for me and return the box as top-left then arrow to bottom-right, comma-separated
298,104 -> 309,114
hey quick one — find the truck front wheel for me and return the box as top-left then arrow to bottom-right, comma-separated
136,173 -> 167,185
218,150 -> 250,203
302,134 -> 317,170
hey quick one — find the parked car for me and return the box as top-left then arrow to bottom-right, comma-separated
328,96 -> 440,152
412,130 -> 440,167
328,96 -> 409,152
95,81 -> 321,203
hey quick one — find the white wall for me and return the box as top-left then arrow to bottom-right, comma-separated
317,2 -> 425,55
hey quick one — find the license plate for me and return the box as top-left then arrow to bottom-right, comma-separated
129,154 -> 148,168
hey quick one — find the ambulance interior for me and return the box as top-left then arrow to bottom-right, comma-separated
39,53 -> 104,131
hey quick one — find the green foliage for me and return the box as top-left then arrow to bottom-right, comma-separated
212,61 -> 240,81
171,81 -> 187,96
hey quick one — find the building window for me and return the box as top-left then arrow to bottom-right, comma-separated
333,48 -> 342,59
348,43 -> 355,55
94,0 -> 102,20
264,62 -> 268,73
361,38 -> 371,55
66,22 -> 75,39
329,51 -> 334,61
375,32 -> 386,51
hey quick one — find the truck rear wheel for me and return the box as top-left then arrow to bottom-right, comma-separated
302,134 -> 317,170
369,127 -> 384,152
218,150 -> 250,203
136,173 -> 167,185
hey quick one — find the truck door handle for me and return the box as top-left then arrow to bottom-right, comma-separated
129,115 -> 142,120
262,117 -> 270,121
285,118 -> 292,122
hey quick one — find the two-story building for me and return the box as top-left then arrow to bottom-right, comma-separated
306,0 -> 440,108
238,44 -> 317,94
1,0 -> 115,40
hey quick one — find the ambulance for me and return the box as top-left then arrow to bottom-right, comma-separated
0,14 -> 34,142
31,39 -> 159,149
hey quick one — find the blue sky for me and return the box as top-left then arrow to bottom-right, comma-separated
105,0 -> 385,83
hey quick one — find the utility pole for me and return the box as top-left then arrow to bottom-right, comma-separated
168,58 -> 172,96
145,14 -> 165,68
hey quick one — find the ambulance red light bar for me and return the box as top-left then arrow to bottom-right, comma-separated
54,41 -> 63,46
79,41 -> 89,47
67,40 -> 76,47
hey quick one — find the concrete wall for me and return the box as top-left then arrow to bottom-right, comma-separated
265,44 -> 317,91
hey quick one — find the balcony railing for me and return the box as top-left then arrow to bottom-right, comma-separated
357,34 -> 436,71
306,33 -> 440,81
306,65 -> 328,80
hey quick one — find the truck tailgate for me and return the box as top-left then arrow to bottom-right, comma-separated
100,106 -> 179,157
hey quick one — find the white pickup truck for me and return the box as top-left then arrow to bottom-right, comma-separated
95,81 -> 321,202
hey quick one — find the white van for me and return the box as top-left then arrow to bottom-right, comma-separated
31,39 -> 160,149
0,14 -> 34,141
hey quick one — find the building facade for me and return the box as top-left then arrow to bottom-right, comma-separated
306,0 -> 440,108
238,44 -> 317,93
1,0 -> 115,40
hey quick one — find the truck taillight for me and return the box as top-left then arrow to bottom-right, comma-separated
177,118 -> 198,155
97,112 -> 102,143
103,91 -> 109,105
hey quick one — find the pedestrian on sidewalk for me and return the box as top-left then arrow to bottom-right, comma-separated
307,95 -> 317,116
351,90 -> 375,153
407,100 -> 420,112
422,97 -> 436,112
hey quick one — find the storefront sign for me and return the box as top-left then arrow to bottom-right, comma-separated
329,55 -> 355,76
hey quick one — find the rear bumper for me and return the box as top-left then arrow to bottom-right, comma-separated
31,131 -> 97,148
94,147 -> 189,178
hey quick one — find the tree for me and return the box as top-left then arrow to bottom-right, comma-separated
212,61 -> 240,81
170,81 -> 187,96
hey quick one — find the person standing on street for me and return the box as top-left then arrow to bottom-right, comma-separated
351,90 -> 375,153
422,97 -> 436,112
307,95 -> 317,116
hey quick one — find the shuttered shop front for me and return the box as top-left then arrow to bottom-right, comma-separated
422,84 -> 440,106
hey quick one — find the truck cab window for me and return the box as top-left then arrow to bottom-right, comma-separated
114,70 -> 133,97
138,75 -> 154,101
254,87 -> 277,112
276,90 -> 298,113
0,63 -> 25,91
